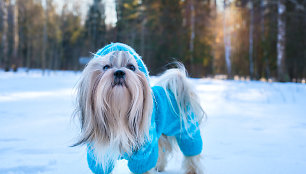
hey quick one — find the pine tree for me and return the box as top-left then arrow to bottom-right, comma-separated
115,0 -> 141,47
60,4 -> 83,70
84,0 -> 106,52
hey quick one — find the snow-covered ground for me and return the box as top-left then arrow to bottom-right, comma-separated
0,70 -> 306,174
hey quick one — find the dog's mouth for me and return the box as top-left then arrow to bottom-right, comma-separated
112,78 -> 126,87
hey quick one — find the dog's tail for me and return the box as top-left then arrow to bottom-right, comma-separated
154,62 -> 205,134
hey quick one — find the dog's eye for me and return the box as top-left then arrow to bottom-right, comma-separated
127,64 -> 136,71
103,65 -> 111,71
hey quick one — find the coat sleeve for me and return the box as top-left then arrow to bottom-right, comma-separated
127,118 -> 159,174
127,142 -> 159,174
175,118 -> 203,157
87,145 -> 115,174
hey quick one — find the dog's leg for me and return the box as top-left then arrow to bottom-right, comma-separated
183,155 -> 203,174
156,134 -> 173,172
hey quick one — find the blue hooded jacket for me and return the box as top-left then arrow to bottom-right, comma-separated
86,43 -> 203,174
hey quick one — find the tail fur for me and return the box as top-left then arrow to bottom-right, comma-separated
154,62 -> 205,132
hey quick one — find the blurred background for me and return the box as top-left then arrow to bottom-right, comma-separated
1,1 -> 306,173
0,0 -> 305,81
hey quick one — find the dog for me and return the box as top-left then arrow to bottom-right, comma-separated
74,43 -> 205,174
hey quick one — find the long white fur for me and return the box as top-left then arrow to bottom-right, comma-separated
75,51 -> 152,171
154,62 -> 205,135
182,155 -> 204,174
75,52 -> 204,173
156,135 -> 175,172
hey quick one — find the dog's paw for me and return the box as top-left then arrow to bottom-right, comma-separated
184,167 -> 204,174
183,155 -> 204,174
185,170 -> 203,174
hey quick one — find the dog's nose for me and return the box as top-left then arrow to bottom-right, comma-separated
114,70 -> 125,78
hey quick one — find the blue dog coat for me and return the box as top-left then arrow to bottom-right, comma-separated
87,43 -> 203,174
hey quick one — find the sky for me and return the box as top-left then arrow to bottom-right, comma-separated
217,0 -> 224,10
216,0 -> 235,11
54,0 -> 117,25
52,0 -> 228,26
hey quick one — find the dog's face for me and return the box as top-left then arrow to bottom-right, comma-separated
76,51 -> 152,154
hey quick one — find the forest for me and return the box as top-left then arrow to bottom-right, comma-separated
0,0 -> 305,82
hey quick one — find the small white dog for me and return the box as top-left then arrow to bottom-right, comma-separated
74,43 -> 205,174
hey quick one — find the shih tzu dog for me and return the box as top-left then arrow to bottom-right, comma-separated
74,43 -> 205,174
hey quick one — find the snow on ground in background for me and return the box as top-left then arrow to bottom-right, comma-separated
0,69 -> 306,174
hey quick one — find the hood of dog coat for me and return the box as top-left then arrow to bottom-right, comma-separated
94,43 -> 150,81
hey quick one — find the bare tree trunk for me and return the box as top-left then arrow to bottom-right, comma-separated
189,0 -> 195,75
223,0 -> 232,78
140,16 -> 147,63
261,0 -> 270,79
189,0 -> 195,62
42,0 -> 48,75
249,1 -> 254,79
277,0 -> 287,81
211,0 -> 217,75
12,0 -> 19,71
185,0 -> 196,75
26,40 -> 31,72
1,0 -> 9,71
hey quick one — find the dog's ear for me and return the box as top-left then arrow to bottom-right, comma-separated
73,59 -> 113,147
73,67 -> 97,146
73,74 -> 93,147
127,71 -> 153,146
138,72 -> 153,137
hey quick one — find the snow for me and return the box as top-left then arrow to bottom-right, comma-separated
0,69 -> 306,174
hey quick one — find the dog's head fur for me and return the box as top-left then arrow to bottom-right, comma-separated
74,51 -> 153,161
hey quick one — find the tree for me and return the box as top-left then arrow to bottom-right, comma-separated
45,0 -> 62,71
286,0 -> 306,80
138,0 -> 184,74
186,0 -> 195,73
277,0 -> 287,81
42,0 -> 48,74
60,3 -> 83,70
248,0 -> 254,79
260,0 -> 271,79
223,0 -> 232,78
115,0 -> 141,47
186,0 -> 215,76
0,0 -> 9,71
0,0 -> 304,81
139,0 -> 162,70
84,0 -> 106,52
